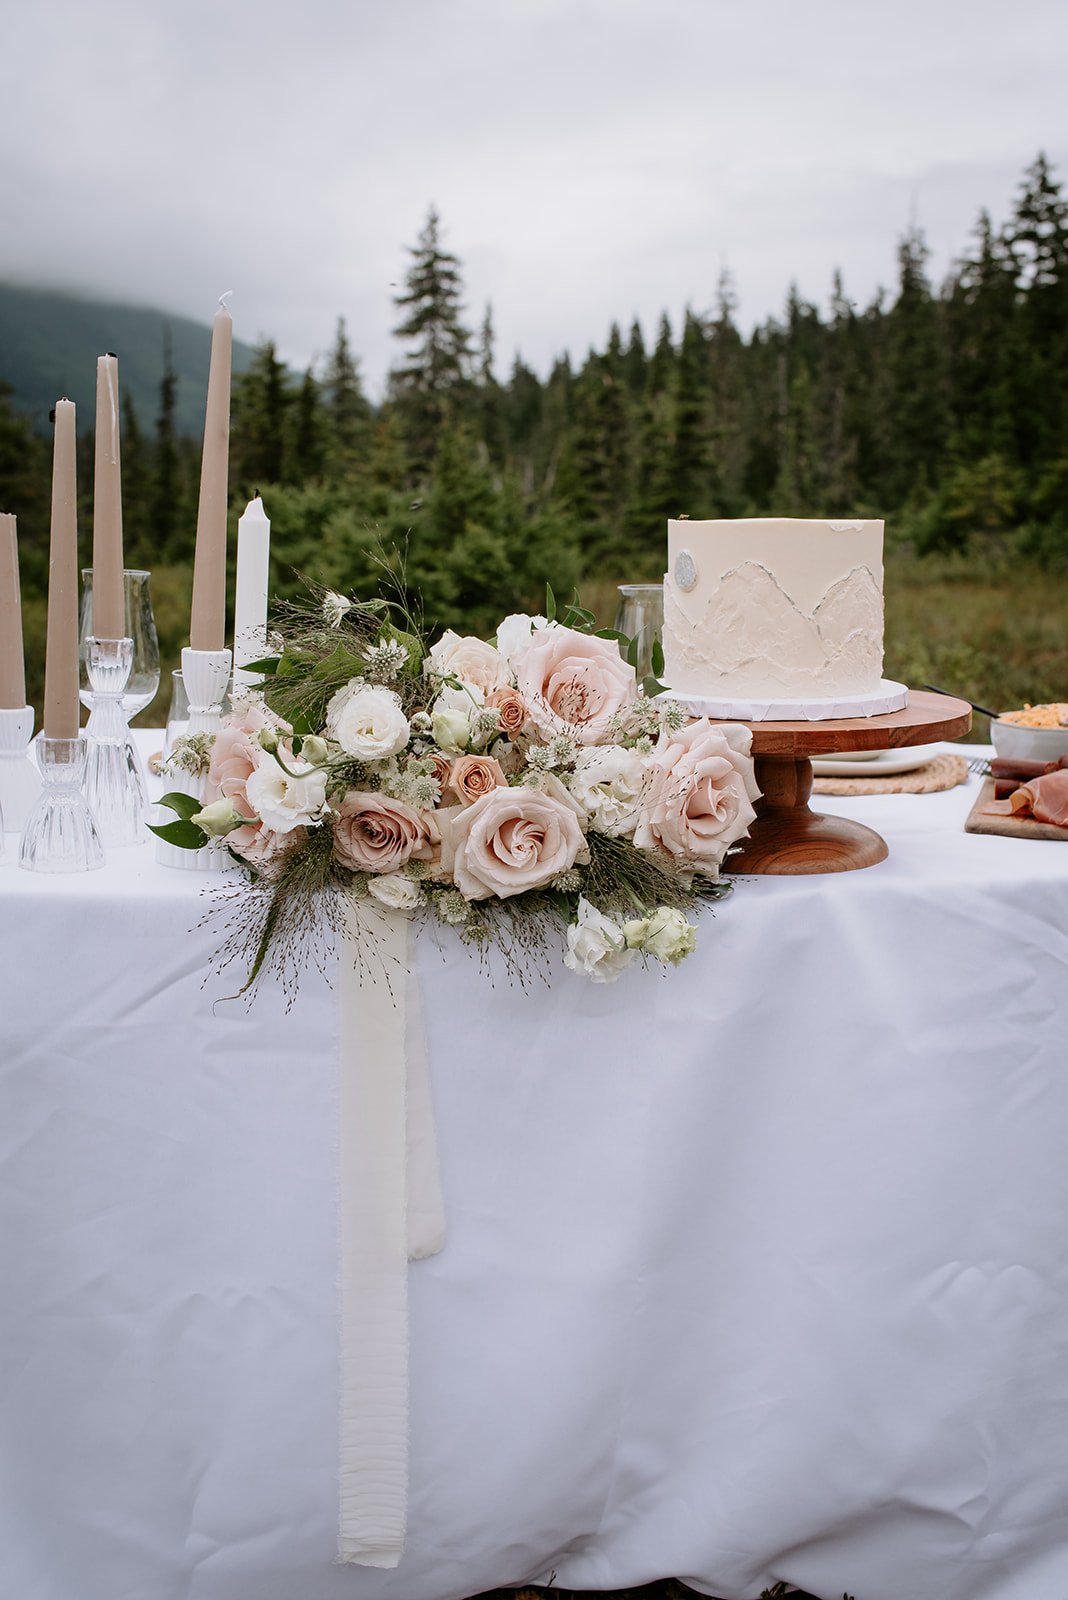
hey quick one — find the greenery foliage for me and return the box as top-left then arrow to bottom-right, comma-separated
2,155 -> 1067,732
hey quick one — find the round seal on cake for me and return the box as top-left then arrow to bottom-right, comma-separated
674,549 -> 697,592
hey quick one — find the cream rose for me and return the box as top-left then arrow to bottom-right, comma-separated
447,754 -> 508,806
326,680 -> 410,760
366,872 -> 423,911
442,783 -> 589,901
634,720 -> 759,872
333,791 -> 440,875
425,630 -> 508,696
569,744 -> 647,837
512,625 -> 637,745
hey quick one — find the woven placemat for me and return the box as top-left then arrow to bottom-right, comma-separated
813,752 -> 969,796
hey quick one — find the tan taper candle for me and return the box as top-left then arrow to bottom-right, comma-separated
189,301 -> 233,650
91,354 -> 125,639
0,512 -> 26,709
43,400 -> 80,740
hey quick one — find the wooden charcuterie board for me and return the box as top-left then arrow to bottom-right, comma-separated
965,779 -> 1068,841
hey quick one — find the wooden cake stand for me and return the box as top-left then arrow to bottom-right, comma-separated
722,689 -> 972,875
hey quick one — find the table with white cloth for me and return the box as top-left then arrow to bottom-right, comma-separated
2,746 -> 1067,1600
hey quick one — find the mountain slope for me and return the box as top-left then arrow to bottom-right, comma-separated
0,284 -> 260,436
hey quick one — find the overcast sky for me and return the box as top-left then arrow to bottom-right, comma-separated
2,0 -> 1066,395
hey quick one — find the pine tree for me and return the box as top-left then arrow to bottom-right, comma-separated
391,207 -> 474,469
231,340 -> 292,490
322,318 -> 371,478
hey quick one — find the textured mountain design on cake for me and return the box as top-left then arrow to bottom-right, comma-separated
663,561 -> 883,697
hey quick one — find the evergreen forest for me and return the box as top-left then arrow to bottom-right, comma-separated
1,153 -> 1066,727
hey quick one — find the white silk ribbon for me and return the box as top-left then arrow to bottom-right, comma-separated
337,898 -> 445,1567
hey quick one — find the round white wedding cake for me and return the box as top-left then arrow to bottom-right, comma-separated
662,517 -> 905,720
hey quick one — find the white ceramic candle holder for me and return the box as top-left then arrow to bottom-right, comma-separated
155,646 -> 232,871
0,706 -> 42,835
84,637 -> 148,847
19,735 -> 104,873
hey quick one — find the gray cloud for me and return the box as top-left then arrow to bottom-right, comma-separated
2,0 -> 1065,393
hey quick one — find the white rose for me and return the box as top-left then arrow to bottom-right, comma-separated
326,680 -> 410,760
425,630 -> 508,695
623,906 -> 697,966
431,707 -> 473,755
563,897 -> 637,983
366,872 -> 423,911
244,752 -> 328,834
495,613 -> 550,666
569,744 -> 647,837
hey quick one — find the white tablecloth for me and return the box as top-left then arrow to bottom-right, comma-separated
2,746 -> 1067,1600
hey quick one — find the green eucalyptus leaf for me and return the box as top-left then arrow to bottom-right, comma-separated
545,582 -> 557,622
651,638 -> 665,677
626,635 -> 640,669
241,655 -> 280,675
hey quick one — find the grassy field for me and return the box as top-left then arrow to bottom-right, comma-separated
583,546 -> 1068,744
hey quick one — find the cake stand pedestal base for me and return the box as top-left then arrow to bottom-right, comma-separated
730,754 -> 889,874
724,689 -> 972,875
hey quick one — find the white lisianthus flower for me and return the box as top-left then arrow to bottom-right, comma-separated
623,906 -> 697,966
495,612 -> 550,666
569,744 -> 647,837
326,680 -> 410,760
425,630 -> 508,696
431,707 -> 473,755
245,752 -> 328,834
298,734 -> 330,765
366,872 -> 423,911
563,897 -> 637,983
189,798 -> 246,838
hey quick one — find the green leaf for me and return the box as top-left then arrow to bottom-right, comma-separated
241,655 -> 280,675
642,673 -> 669,698
157,790 -> 202,821
595,628 -> 630,643
626,635 -> 640,669
545,582 -> 557,622
310,641 -> 366,682
651,638 -> 665,677
147,819 -> 208,849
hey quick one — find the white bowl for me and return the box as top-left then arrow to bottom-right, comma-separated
990,717 -> 1068,763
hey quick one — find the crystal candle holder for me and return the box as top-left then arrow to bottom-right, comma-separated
84,636 -> 148,847
19,735 -> 104,873
155,646 -> 233,871
0,705 -> 42,835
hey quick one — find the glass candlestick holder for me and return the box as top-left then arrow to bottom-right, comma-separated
155,646 -> 233,871
84,636 -> 148,847
0,705 -> 42,835
19,735 -> 104,873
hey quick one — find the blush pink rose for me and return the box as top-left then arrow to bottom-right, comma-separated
634,720 -> 760,872
512,625 -> 636,745
333,791 -> 440,875
442,783 -> 589,900
227,820 -> 300,879
207,704 -> 289,819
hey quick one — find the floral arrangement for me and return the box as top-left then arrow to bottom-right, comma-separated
153,584 -> 760,993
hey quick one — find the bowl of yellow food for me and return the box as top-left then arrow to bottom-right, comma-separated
991,703 -> 1068,762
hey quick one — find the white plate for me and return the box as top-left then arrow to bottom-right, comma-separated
811,744 -> 943,778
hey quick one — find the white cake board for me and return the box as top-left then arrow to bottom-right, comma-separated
660,678 -> 910,723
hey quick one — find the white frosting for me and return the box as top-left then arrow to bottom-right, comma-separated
662,518 -> 884,699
